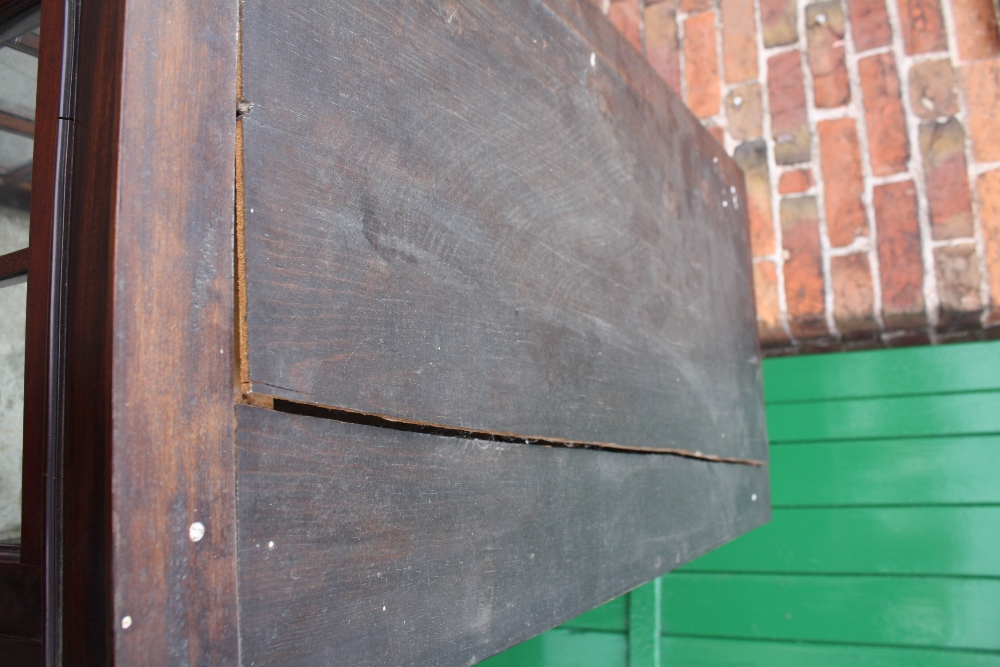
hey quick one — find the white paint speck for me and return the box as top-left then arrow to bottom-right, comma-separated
815,13 -> 827,24
121,616 -> 132,629
712,157 -> 718,164
590,52 -> 596,68
733,96 -> 743,108
383,606 -> 386,611
722,200 -> 729,208
249,208 -> 254,213
751,493 -> 758,502
268,540 -> 275,549
189,522 -> 205,542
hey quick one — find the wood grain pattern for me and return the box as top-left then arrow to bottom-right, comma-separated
240,0 -> 765,460
107,0 -> 240,661
62,0 -> 240,662
236,406 -> 770,666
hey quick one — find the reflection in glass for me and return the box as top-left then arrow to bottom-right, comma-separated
0,7 -> 39,546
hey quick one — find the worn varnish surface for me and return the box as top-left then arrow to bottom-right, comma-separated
236,406 -> 770,666
240,0 -> 764,460
60,0 -> 241,662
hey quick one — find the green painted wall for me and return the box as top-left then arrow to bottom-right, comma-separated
480,341 -> 1000,666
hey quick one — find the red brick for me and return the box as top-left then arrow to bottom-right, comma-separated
753,260 -> 789,346
768,51 -> 810,165
895,0 -> 947,55
781,196 -> 828,338
684,12 -> 721,119
725,83 -> 763,141
846,0 -> 892,52
734,140 -> 775,257
909,59 -> 959,120
962,59 -> 1000,162
874,181 -> 926,329
806,1 -> 850,108
761,0 -> 798,47
778,168 -> 813,194
977,171 -> 1000,323
644,3 -> 681,92
920,119 -> 974,240
608,0 -> 642,52
818,118 -> 866,246
859,53 -> 910,176
951,0 -> 1000,61
721,0 -> 758,84
831,253 -> 877,337
681,0 -> 713,11
935,245 -> 983,326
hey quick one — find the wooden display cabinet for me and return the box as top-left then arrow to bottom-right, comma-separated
0,0 -> 769,664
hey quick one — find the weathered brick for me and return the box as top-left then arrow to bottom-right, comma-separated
962,59 -> 1000,162
831,253 -> 877,337
684,12 -> 721,119
977,170 -> 1000,323
761,0 -> 798,47
874,181 -> 926,329
768,51 -> 810,165
909,59 -> 958,120
725,83 -> 763,141
778,168 -> 813,194
935,245 -> 983,326
608,0 -> 642,52
920,119 -> 974,240
721,0 -> 758,84
951,0 -> 1000,61
859,53 -> 909,176
681,0 -> 713,11
818,118 -> 867,246
846,0 -> 892,52
781,196 -> 828,338
806,1 -> 850,108
734,140 -> 775,257
644,3 -> 680,92
895,0 -> 947,55
753,260 -> 788,346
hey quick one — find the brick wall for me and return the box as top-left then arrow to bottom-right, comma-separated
596,0 -> 1000,353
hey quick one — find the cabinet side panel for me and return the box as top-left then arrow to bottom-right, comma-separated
236,406 -> 769,666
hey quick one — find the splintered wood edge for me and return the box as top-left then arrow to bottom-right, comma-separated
235,8 -> 251,398
254,395 -> 765,466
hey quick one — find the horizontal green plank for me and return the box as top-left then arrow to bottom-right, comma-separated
662,636 -> 1000,667
681,506 -> 1000,576
763,341 -> 1000,403
769,435 -> 1000,506
560,596 -> 627,632
662,573 -> 1000,651
476,629 -> 626,667
767,391 -> 1000,443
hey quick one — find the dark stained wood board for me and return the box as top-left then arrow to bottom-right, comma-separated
60,0 -> 241,662
236,406 -> 771,666
240,0 -> 765,460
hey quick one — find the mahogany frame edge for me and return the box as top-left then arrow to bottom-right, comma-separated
0,0 -> 72,662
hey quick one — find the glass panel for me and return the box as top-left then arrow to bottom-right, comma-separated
0,276 -> 26,544
0,7 -> 40,547
0,8 -> 39,237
